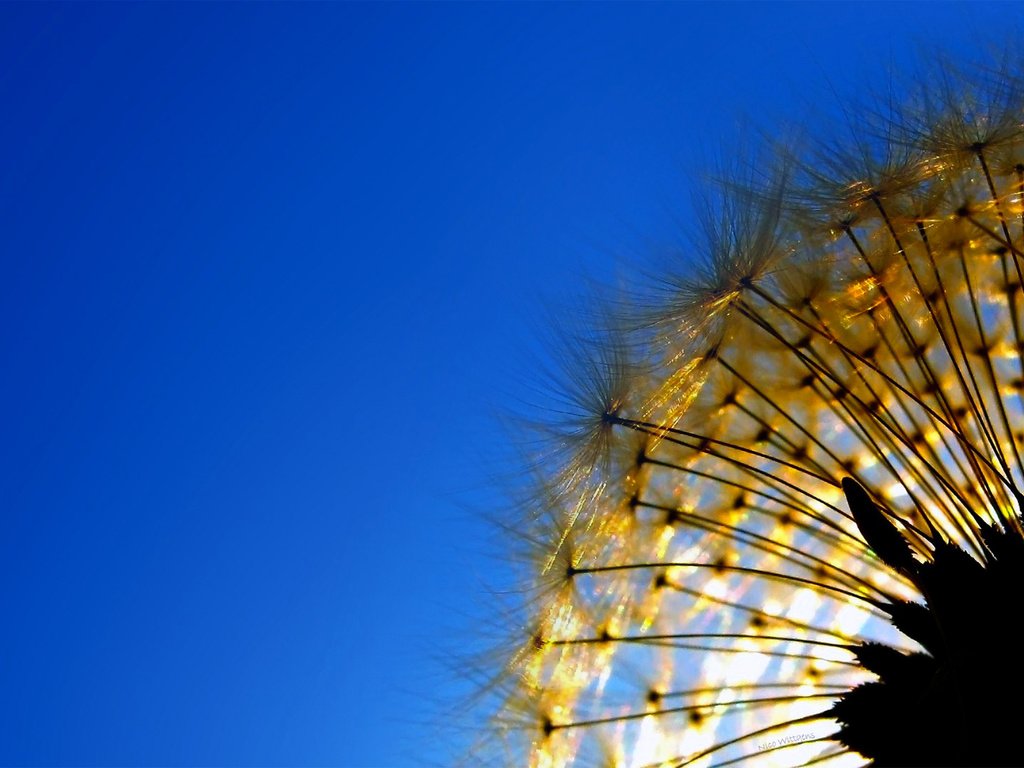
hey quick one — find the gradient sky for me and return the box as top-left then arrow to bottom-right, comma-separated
1,3 -> 1018,767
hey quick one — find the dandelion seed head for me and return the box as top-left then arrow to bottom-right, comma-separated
482,53 -> 1024,768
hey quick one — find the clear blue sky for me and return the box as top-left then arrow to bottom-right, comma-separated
0,3 -> 1015,767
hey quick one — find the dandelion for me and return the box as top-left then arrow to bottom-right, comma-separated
482,57 -> 1024,768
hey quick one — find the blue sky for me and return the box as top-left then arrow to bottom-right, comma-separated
1,3 -> 1017,767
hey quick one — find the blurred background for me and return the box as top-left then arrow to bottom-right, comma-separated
0,3 -> 1015,766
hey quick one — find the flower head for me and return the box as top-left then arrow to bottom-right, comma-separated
484,57 -> 1024,768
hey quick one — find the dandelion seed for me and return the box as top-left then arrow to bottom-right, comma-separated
484,58 -> 1024,767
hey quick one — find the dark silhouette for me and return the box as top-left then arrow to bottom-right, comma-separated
834,477 -> 1024,767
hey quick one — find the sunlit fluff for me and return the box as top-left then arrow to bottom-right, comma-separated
484,61 -> 1024,768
